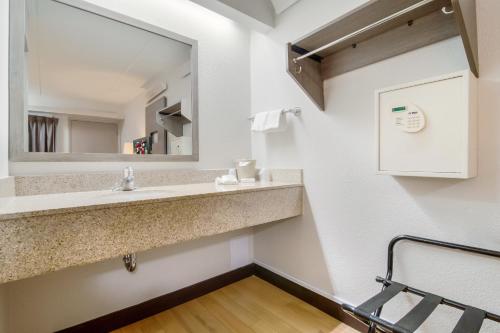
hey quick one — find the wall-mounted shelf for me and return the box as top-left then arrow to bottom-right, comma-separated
287,0 -> 478,111
158,101 -> 192,137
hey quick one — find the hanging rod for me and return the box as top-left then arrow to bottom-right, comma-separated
248,107 -> 302,120
293,0 -> 442,63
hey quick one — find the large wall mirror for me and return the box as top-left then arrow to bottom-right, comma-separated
9,0 -> 199,161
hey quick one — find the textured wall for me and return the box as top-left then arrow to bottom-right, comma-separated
251,0 -> 500,331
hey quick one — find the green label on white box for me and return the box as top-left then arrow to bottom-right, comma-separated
392,106 -> 406,112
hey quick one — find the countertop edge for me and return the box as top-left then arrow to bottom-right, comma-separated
0,182 -> 304,221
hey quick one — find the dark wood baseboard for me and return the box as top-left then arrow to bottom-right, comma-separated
56,264 -> 256,333
254,265 -> 369,333
57,263 -> 368,333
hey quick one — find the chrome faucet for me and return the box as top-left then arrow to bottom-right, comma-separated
120,166 -> 135,191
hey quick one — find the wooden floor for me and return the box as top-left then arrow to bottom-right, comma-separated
113,276 -> 358,333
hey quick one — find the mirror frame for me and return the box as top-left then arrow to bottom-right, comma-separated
9,0 -> 199,162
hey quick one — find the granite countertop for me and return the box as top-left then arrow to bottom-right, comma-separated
0,180 -> 303,283
0,181 -> 303,221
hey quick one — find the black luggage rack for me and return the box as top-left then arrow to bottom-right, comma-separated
341,235 -> 500,333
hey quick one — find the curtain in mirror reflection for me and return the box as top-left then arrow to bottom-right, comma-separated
28,115 -> 58,152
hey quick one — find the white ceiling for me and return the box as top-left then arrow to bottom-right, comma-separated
26,0 -> 192,109
270,0 -> 300,14
189,0 -> 301,31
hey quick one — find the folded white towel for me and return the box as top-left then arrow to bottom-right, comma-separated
264,109 -> 284,132
215,174 -> 238,185
251,109 -> 287,133
251,112 -> 268,132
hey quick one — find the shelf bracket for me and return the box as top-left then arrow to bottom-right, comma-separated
286,44 -> 325,111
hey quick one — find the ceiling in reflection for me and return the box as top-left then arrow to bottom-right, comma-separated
25,0 -> 191,108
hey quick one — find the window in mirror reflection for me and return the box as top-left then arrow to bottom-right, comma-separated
24,0 -> 193,155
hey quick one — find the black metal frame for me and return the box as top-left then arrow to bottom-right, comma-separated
342,235 -> 500,333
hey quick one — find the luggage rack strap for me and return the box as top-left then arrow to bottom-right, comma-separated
393,294 -> 442,333
452,307 -> 486,333
354,282 -> 406,318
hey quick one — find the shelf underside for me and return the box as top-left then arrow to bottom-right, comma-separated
320,9 -> 459,79
294,0 -> 453,57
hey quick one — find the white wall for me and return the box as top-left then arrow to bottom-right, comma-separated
120,93 -> 147,151
70,119 -> 119,153
1,0 -> 9,179
0,0 -> 10,331
251,0 -> 500,332
6,230 -> 253,333
2,0 -> 253,332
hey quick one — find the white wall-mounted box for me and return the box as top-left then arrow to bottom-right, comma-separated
375,71 -> 477,178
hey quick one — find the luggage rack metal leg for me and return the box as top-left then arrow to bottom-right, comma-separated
341,235 -> 500,333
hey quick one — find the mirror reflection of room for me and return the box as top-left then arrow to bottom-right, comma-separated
24,0 -> 193,155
